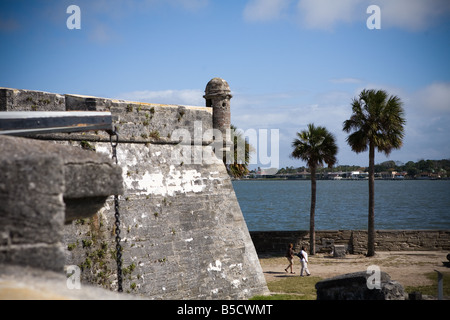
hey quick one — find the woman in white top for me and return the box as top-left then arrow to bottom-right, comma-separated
298,246 -> 311,276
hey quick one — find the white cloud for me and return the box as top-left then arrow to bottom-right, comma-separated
116,89 -> 204,106
402,82 -> 450,159
297,0 -> 363,30
231,89 -> 351,131
411,82 -> 450,113
377,0 -> 450,31
352,81 -> 450,116
243,0 -> 291,22
243,0 -> 450,31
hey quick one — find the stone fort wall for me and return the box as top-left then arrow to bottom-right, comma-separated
250,230 -> 450,256
0,79 -> 269,299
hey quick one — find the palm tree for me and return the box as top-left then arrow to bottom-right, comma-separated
225,125 -> 254,179
291,123 -> 338,255
343,89 -> 405,257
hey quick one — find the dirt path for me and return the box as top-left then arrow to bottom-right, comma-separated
259,251 -> 449,288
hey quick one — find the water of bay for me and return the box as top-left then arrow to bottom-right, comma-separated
232,179 -> 450,231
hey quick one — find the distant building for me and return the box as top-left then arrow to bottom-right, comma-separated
416,172 -> 441,180
349,171 -> 368,179
393,172 -> 407,179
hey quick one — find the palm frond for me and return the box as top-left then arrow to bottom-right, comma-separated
343,89 -> 405,156
291,123 -> 338,169
225,124 -> 254,178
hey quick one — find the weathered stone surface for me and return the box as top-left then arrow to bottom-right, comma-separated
251,230 -> 450,255
333,244 -> 346,258
0,87 -> 65,111
64,93 -> 213,145
1,88 -> 214,145
204,78 -> 232,142
0,135 -> 122,223
315,271 -> 406,300
64,142 -> 269,299
0,135 -> 123,272
0,148 -> 66,271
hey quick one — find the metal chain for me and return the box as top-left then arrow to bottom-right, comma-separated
110,128 -> 123,293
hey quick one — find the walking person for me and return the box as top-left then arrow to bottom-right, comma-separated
298,246 -> 311,276
284,243 -> 295,274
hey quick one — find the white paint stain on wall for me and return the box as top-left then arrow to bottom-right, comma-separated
97,143 -> 226,197
207,260 -> 222,272
131,165 -> 224,196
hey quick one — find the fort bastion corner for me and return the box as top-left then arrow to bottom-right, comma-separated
0,78 -> 269,300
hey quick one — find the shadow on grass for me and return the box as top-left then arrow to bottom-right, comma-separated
264,271 -> 299,279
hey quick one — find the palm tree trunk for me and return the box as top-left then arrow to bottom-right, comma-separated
367,142 -> 376,257
310,166 -> 316,255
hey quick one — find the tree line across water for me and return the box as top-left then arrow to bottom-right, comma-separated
273,159 -> 450,178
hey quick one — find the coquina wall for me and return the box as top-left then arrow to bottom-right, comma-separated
250,230 -> 450,255
0,79 -> 269,299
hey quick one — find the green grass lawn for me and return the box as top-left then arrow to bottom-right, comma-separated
251,276 -> 323,300
252,272 -> 450,300
405,272 -> 450,297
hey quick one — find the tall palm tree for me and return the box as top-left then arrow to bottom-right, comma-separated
291,123 -> 338,255
343,89 -> 405,257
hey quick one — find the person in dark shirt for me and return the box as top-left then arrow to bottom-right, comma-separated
284,243 -> 295,274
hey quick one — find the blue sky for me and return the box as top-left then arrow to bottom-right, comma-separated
1,0 -> 449,169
